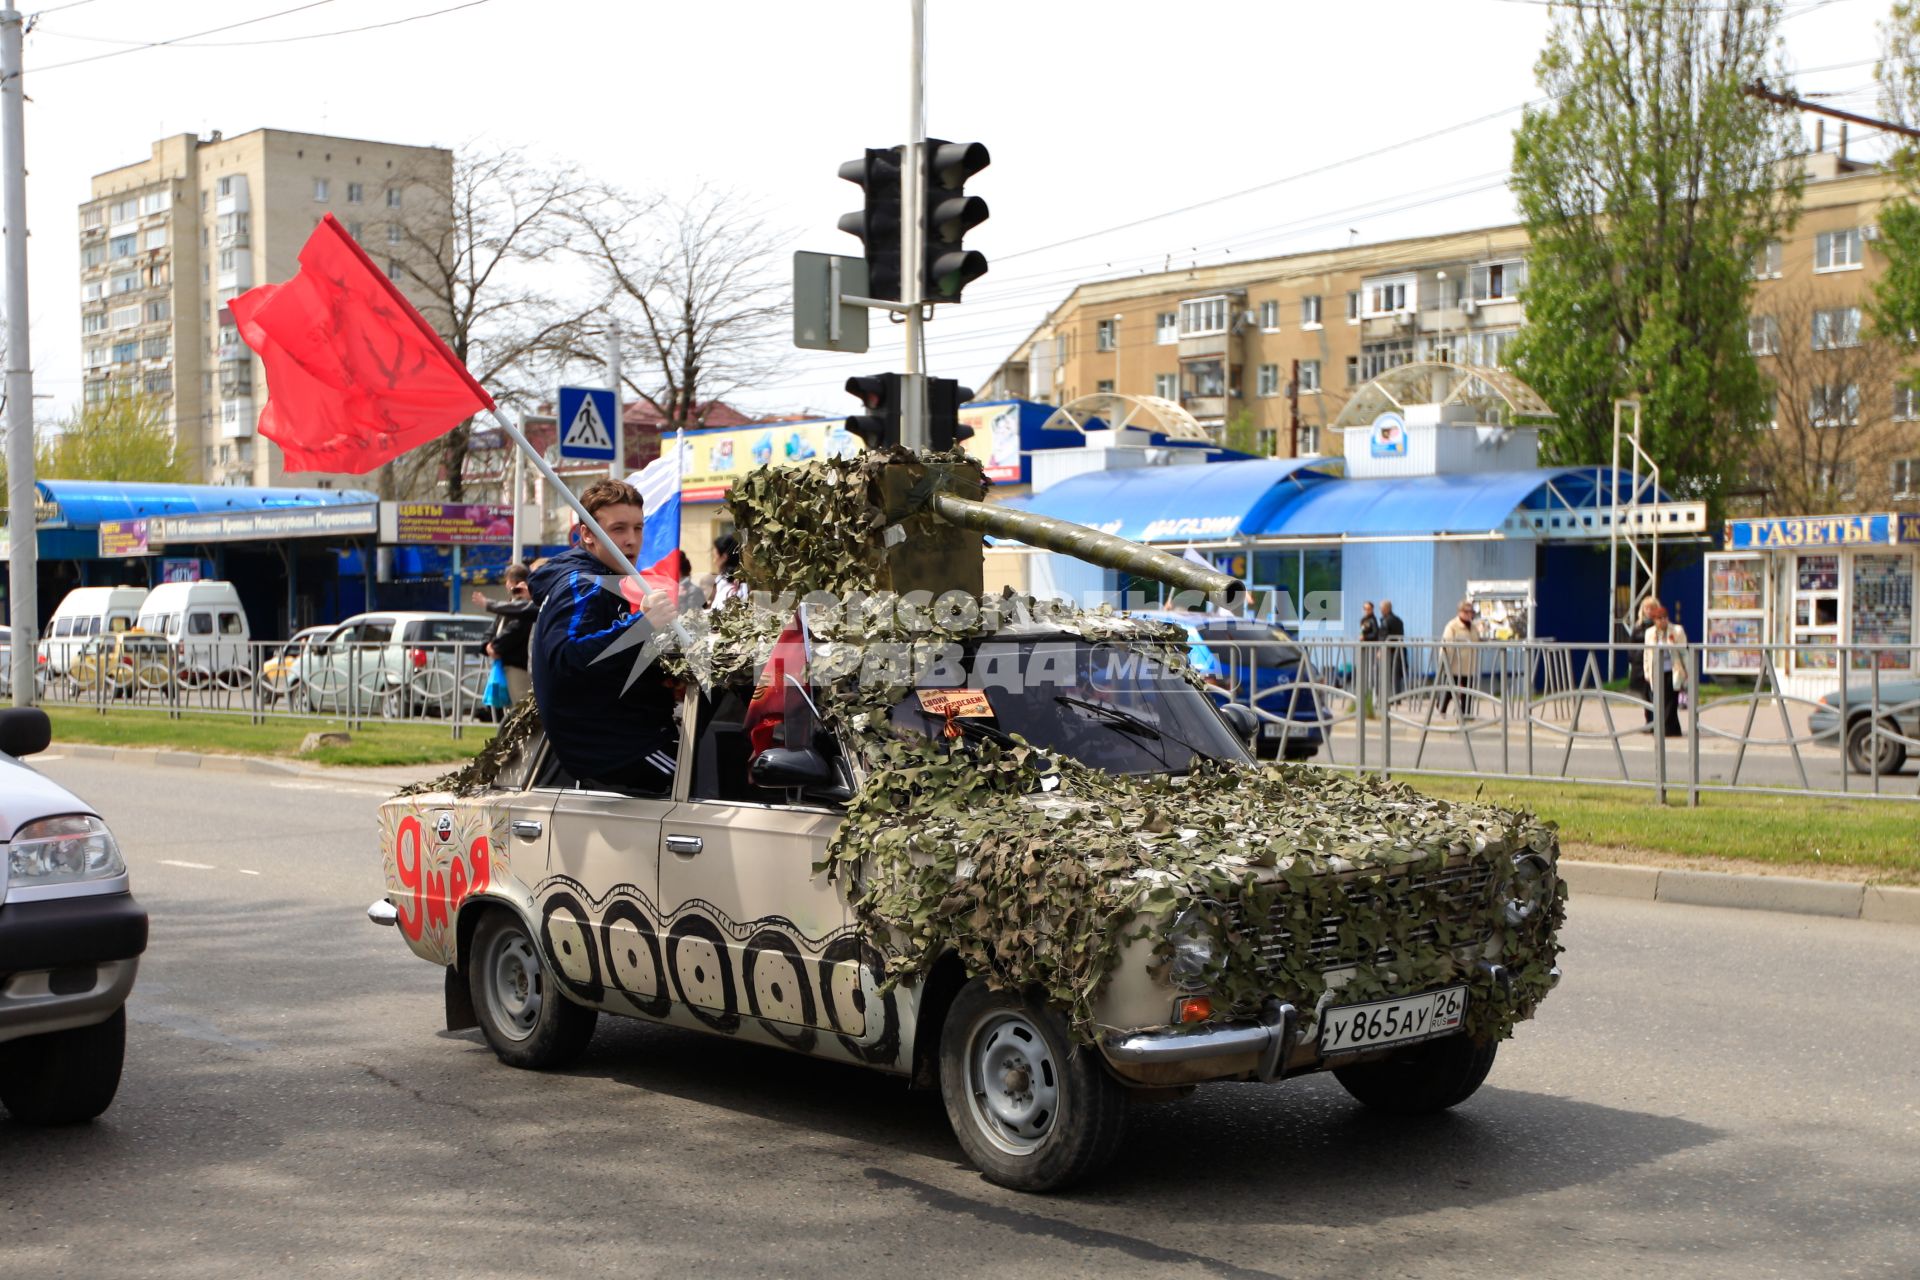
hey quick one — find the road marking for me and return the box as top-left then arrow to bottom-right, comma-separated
237,869 -> 260,876
268,780 -> 395,797
158,859 -> 216,870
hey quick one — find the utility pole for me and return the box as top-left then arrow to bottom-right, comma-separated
1287,358 -> 1300,459
509,433 -> 525,563
899,0 -> 927,450
1743,80 -> 1920,141
606,319 -> 623,479
2,7 -> 36,707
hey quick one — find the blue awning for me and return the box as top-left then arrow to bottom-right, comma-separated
1003,457 -> 1335,544
34,479 -> 378,530
1251,467 -> 1647,539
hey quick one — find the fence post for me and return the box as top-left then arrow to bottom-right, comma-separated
1355,643 -> 1368,774
1652,640 -> 1668,805
451,642 -> 463,741
1686,639 -> 1700,808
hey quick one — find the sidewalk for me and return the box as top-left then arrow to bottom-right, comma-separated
51,742 -> 1920,928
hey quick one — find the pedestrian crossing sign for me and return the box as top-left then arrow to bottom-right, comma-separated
557,386 -> 617,461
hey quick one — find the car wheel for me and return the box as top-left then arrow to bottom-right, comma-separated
1845,717 -> 1907,776
469,910 -> 597,1070
937,979 -> 1126,1193
0,1006 -> 127,1125
1332,1032 -> 1497,1115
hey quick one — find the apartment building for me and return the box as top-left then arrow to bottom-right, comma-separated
80,129 -> 453,487
979,152 -> 1903,506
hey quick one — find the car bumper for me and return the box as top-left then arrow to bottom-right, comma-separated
0,892 -> 149,1045
1102,999 -> 1298,1085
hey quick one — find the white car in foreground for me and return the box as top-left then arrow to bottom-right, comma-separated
0,708 -> 147,1124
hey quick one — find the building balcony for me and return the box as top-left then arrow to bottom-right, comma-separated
1177,332 -> 1232,360
219,398 -> 255,440
1182,393 -> 1231,419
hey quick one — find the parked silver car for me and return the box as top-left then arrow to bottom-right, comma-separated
298,612 -> 494,718
1810,679 -> 1920,775
0,707 -> 147,1123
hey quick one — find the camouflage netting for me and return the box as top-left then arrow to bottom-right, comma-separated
404,449 -> 1565,1043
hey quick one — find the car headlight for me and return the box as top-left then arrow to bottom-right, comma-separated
1506,851 -> 1556,925
1167,908 -> 1219,989
6,814 -> 125,889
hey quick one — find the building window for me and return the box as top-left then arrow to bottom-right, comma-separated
1748,315 -> 1779,356
111,340 -> 138,364
1299,359 -> 1321,393
1154,372 -> 1178,399
1096,379 -> 1115,395
80,243 -> 106,268
1259,299 -> 1280,331
217,176 -> 233,198
81,205 -> 104,229
1155,311 -> 1176,344
218,249 -> 236,273
1471,260 -> 1526,302
109,233 -> 137,259
1893,457 -> 1920,499
1300,295 -> 1323,328
387,223 -> 403,246
111,271 -> 139,295
142,335 -> 168,360
313,177 -> 330,202
144,370 -> 172,396
1810,383 -> 1861,427
147,263 -> 169,288
347,182 -> 364,204
1179,296 -> 1230,337
1814,228 -> 1864,272
1468,328 -> 1519,368
143,227 -> 167,251
1186,359 -> 1225,398
1345,355 -> 1359,386
1361,338 -> 1414,380
146,299 -> 169,323
1256,363 -> 1280,397
348,221 -> 364,240
1817,461 -> 1859,498
1363,278 -> 1414,317
387,259 -> 401,280
82,311 -> 108,334
1096,318 -> 1117,352
386,186 -> 403,209
140,191 -> 167,215
109,198 -> 137,222
1346,290 -> 1360,323
110,304 -> 139,329
83,346 -> 106,368
1752,240 -> 1783,279
1895,384 -> 1918,422
1811,307 -> 1862,351
1298,425 -> 1321,455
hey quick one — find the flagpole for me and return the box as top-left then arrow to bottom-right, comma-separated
486,408 -> 641,581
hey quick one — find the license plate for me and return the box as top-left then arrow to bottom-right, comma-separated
1318,986 -> 1467,1054
1261,722 -> 1285,739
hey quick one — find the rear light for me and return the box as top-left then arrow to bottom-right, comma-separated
409,648 -> 428,669
1175,996 -> 1213,1024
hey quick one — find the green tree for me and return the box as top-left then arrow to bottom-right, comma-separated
1508,0 -> 1801,517
1868,3 -> 1920,373
32,393 -> 184,483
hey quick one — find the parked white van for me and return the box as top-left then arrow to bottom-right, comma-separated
135,581 -> 250,683
39,587 -> 147,677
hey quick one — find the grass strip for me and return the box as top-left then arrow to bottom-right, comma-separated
44,707 -> 491,768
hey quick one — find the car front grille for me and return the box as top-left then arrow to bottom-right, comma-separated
1246,861 -> 1499,972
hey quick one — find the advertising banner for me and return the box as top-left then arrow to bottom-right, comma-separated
160,558 -> 203,583
153,503 -> 380,544
379,502 -> 514,545
1725,512 -> 1918,550
99,518 -> 153,558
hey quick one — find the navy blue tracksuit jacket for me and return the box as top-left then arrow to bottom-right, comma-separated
527,546 -> 677,784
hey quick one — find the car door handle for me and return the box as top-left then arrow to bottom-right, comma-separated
665,834 -> 703,856
511,820 -> 544,840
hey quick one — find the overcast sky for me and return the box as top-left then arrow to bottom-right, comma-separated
13,0 -> 1886,425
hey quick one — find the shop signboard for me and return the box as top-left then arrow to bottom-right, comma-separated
378,502 -> 514,545
98,518 -> 153,558
151,503 -> 379,545
1725,513 -> 1917,550
1369,412 -> 1408,459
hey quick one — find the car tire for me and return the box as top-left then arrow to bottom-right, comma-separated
469,910 -> 597,1070
937,979 -> 1126,1193
0,1006 -> 127,1125
1332,1032 -> 1497,1115
1845,717 -> 1907,776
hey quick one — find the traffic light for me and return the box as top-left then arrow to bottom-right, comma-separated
927,377 -> 975,451
922,139 -> 990,303
838,147 -> 904,301
844,373 -> 902,450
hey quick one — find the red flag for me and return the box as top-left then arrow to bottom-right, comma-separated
616,550 -> 692,610
229,214 -> 494,474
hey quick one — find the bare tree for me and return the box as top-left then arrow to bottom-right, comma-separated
380,147 -> 602,501
567,185 -> 788,432
1744,284 -> 1910,513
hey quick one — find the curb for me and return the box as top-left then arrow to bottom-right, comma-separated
62,742 -> 313,778
1560,859 -> 1920,925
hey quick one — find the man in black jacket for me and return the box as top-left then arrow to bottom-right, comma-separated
527,479 -> 679,794
472,563 -> 534,703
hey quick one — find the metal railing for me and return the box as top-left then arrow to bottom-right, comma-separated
1208,638 -> 1920,804
18,639 -> 503,737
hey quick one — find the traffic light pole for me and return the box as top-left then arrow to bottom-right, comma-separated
899,0 -> 927,451
2,9 -> 36,706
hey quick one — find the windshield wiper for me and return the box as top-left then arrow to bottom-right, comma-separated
1054,693 -> 1162,740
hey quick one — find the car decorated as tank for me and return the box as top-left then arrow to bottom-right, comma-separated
371,449 -> 1564,1193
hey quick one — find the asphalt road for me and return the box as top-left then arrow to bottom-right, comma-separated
3,755 -> 1917,1279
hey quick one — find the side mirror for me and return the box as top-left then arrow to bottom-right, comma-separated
750,746 -> 835,791
1216,703 -> 1257,741
0,706 -> 53,758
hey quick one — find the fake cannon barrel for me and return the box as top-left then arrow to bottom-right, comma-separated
927,491 -> 1246,608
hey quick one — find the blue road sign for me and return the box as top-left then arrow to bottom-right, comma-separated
557,386 -> 618,461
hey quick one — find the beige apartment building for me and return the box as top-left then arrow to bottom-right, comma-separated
980,151 -> 1907,512
80,129 -> 452,488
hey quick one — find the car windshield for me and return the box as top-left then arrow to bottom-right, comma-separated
885,636 -> 1249,777
1193,620 -> 1303,668
413,619 -> 492,644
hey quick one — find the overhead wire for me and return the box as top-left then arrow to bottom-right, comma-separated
28,0 -> 342,71
34,0 -> 494,51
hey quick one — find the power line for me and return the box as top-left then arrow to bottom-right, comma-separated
36,0 -> 494,51
29,0 -> 342,72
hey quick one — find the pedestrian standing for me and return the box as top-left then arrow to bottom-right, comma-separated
1625,596 -> 1658,728
470,563 -> 535,704
1439,599 -> 1478,715
709,532 -> 748,608
1379,599 -> 1406,698
1359,601 -> 1380,643
1642,602 -> 1688,738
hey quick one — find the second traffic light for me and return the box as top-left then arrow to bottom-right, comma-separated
927,377 -> 976,451
838,147 -> 904,301
922,139 -> 990,303
844,373 -> 902,449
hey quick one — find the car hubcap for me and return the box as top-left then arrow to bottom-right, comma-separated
488,933 -> 543,1041
965,1011 -> 1061,1155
